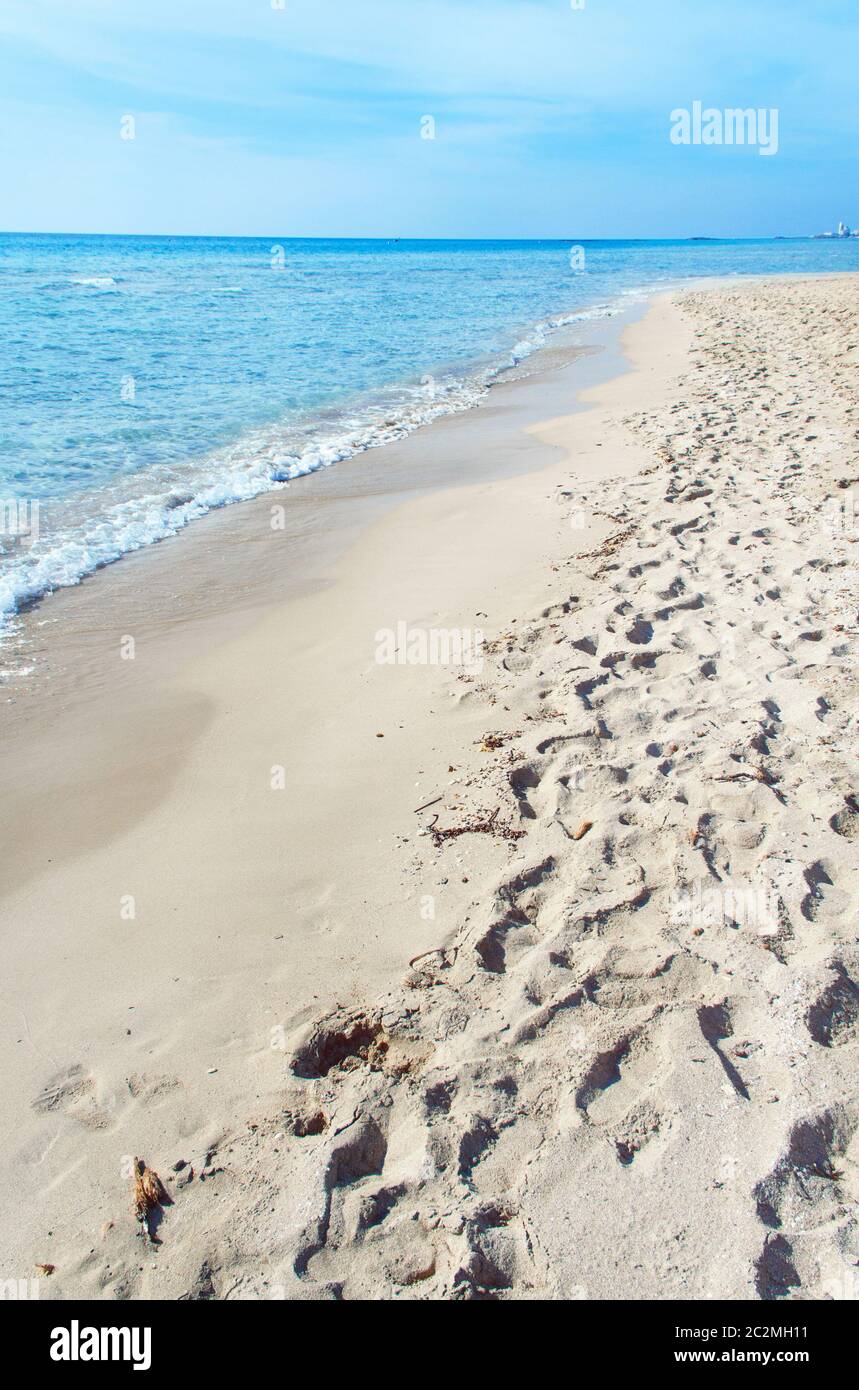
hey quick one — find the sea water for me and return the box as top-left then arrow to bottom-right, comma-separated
2,233 -> 857,627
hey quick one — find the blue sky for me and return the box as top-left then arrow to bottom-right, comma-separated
1,0 -> 856,237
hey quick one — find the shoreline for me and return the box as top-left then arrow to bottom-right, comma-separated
2,272 -> 857,1300
0,284 -> 635,647
3,262 -> 853,665
0,289 -> 647,712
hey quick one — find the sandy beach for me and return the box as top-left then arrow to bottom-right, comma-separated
2,274 -> 858,1301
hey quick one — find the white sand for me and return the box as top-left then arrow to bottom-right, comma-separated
2,276 -> 857,1300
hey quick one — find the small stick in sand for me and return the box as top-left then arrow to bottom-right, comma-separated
571,820 -> 593,841
428,806 -> 526,846
715,766 -> 778,786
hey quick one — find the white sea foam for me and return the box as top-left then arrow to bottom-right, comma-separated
68,275 -> 119,290
508,303 -> 617,365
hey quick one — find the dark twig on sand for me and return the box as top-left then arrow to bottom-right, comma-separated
427,806 -> 526,847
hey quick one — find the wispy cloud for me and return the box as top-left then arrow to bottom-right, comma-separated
1,0 -> 857,235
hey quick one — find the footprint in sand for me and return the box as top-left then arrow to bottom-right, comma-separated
32,1063 -> 116,1131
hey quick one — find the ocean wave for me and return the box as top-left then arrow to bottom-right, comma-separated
68,275 -> 120,290
508,303 -> 617,365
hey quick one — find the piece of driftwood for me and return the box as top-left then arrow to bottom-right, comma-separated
427,806 -> 525,847
132,1157 -> 171,1241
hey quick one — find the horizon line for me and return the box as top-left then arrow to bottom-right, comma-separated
0,231 -> 823,243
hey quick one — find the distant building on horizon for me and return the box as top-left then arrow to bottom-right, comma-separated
814,219 -> 859,238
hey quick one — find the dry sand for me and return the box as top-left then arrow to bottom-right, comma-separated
1,276 -> 857,1301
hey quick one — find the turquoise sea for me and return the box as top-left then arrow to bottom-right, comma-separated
2,234 -> 858,625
